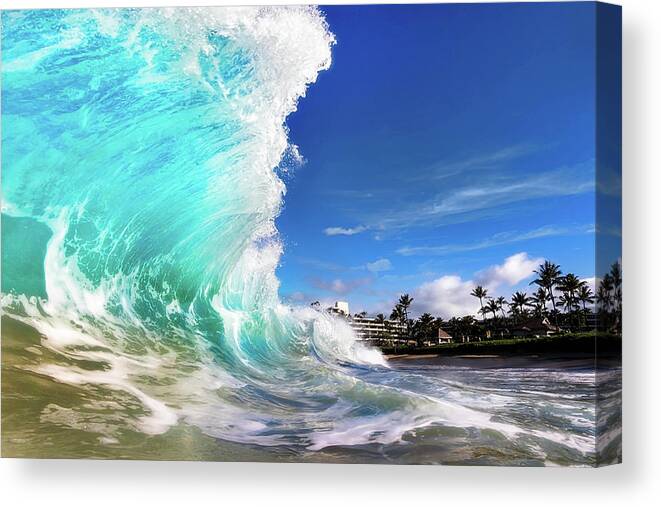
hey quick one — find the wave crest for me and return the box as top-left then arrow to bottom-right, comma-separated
1,6 -> 403,447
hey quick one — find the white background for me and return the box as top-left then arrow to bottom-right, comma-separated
1,0 -> 659,505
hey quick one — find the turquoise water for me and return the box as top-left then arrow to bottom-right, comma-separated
1,7 -> 618,465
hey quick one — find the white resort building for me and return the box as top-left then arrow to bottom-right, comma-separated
327,301 -> 408,344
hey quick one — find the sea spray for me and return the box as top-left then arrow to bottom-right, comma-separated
1,5 -> 409,444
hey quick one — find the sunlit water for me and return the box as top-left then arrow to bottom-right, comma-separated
1,7 -> 620,465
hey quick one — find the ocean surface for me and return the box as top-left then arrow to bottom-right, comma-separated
1,7 -> 621,465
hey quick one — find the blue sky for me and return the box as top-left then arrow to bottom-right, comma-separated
275,3 -> 610,318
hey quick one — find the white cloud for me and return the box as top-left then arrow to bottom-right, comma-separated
343,252 -> 597,320
323,226 -> 366,236
414,275 -> 480,319
475,252 -> 542,289
408,252 -> 542,319
366,258 -> 392,273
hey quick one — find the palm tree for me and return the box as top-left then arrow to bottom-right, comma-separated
557,273 -> 585,329
374,313 -> 388,342
530,287 -> 550,317
510,291 -> 532,320
558,292 -> 578,313
390,304 -> 408,340
470,286 -> 489,321
486,299 -> 500,320
397,294 -> 413,321
576,284 -> 594,329
397,294 -> 414,335
610,262 -> 622,316
577,285 -> 594,312
596,284 -> 612,313
531,261 -> 562,324
496,296 -> 508,318
610,262 -> 622,290
597,273 -> 615,330
447,317 -> 460,341
558,273 -> 583,298
414,313 -> 435,347
390,304 -> 405,323
599,274 -> 614,311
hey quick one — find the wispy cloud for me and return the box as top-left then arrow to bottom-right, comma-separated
595,224 -> 622,237
322,189 -> 377,199
397,224 -> 593,256
294,256 -> 393,275
320,154 -> 595,240
411,144 -> 534,182
365,258 -> 392,274
366,162 -> 595,235
323,225 -> 367,236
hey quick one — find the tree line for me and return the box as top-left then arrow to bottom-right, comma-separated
372,260 -> 622,345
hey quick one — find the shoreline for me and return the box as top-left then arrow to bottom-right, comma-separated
385,352 -> 620,369
381,333 -> 622,369
380,332 -> 621,357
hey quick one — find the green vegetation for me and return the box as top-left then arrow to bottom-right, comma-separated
382,332 -> 622,356
363,259 -> 622,346
317,259 -> 622,356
